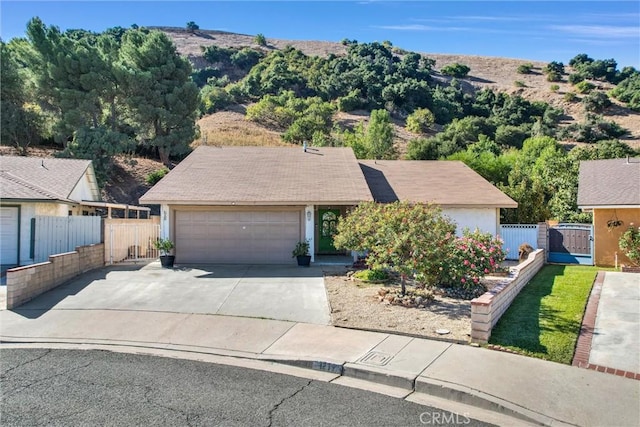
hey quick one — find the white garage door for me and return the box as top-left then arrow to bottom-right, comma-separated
0,207 -> 19,266
175,209 -> 302,264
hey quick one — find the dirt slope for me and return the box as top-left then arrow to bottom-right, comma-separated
160,27 -> 639,150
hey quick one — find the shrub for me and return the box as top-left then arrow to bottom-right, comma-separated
568,73 -> 585,85
406,108 -> 435,133
619,226 -> 640,266
440,63 -> 470,78
563,92 -> 577,102
145,168 -> 169,185
575,81 -> 595,94
544,61 -> 565,75
609,73 -> 640,111
546,71 -> 562,82
582,91 -> 611,113
200,85 -> 233,114
439,229 -> 507,293
353,269 -> 389,283
550,84 -> 560,92
517,63 -> 533,74
337,89 -> 364,112
254,33 -> 267,46
514,80 -> 526,88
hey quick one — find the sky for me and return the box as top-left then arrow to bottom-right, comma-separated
1,1 -> 639,67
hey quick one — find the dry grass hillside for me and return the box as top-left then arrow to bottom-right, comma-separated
159,27 -> 640,151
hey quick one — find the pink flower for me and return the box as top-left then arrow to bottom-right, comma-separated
463,260 -> 470,266
484,268 -> 489,273
461,278 -> 466,283
471,264 -> 476,269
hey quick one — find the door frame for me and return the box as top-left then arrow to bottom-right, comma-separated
317,208 -> 341,254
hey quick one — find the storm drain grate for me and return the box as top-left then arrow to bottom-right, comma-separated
358,351 -> 394,366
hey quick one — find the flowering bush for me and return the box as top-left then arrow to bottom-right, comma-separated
619,225 -> 640,266
440,229 -> 507,290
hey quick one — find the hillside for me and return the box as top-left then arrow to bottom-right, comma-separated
4,26 -> 638,210
159,27 -> 640,150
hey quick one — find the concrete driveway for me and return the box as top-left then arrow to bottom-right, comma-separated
589,272 -> 640,373
12,262 -> 332,325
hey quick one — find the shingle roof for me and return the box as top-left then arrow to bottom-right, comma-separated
140,146 -> 374,205
0,156 -> 93,202
359,160 -> 517,208
577,158 -> 640,207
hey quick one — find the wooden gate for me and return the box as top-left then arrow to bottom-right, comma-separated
548,224 -> 593,265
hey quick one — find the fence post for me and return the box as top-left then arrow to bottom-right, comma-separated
109,224 -> 114,265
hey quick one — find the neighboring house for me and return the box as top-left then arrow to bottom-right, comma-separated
577,157 -> 640,267
0,156 -> 101,267
140,146 -> 517,265
359,160 -> 517,236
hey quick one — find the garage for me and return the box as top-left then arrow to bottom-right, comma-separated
175,209 -> 302,264
0,206 -> 19,266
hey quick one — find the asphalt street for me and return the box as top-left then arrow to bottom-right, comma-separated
1,348 -> 493,427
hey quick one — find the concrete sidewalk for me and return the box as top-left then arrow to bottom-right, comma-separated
1,309 -> 638,426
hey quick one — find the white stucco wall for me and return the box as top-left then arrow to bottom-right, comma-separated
305,205 -> 315,262
68,170 -> 100,203
161,204 -> 170,239
443,208 -> 500,237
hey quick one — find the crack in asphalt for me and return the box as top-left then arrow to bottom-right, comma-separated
266,379 -> 312,427
5,360 -> 93,396
0,348 -> 52,378
143,385 -> 198,426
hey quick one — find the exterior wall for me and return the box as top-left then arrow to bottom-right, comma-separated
593,207 -> 640,267
6,243 -> 104,309
305,205 -> 315,262
68,170 -> 100,203
470,249 -> 546,343
443,208 -> 499,237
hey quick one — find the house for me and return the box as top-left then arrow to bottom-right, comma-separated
577,157 -> 640,267
359,160 -> 517,236
140,146 -> 373,264
0,156 -> 101,267
140,146 -> 517,265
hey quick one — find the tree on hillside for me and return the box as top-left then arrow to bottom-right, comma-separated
340,109 -> 396,159
0,41 -> 44,153
120,29 -> 200,164
186,21 -> 199,33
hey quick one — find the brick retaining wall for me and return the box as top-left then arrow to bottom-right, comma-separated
6,243 -> 104,309
471,249 -> 545,343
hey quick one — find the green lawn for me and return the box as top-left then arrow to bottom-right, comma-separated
489,265 -> 607,364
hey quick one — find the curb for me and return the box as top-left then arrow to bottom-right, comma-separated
0,337 -> 568,426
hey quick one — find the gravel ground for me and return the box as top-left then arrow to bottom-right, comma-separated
323,265 -> 518,344
324,271 -> 473,343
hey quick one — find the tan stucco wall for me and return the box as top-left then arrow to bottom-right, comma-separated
593,208 -> 640,267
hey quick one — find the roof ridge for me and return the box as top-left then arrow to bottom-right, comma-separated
0,171 -> 69,201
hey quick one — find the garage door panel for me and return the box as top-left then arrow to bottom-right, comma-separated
0,207 -> 19,266
175,209 -> 302,264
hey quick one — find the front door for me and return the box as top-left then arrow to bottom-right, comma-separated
318,209 -> 340,253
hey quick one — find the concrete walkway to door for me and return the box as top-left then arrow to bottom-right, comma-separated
10,262 -> 332,325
